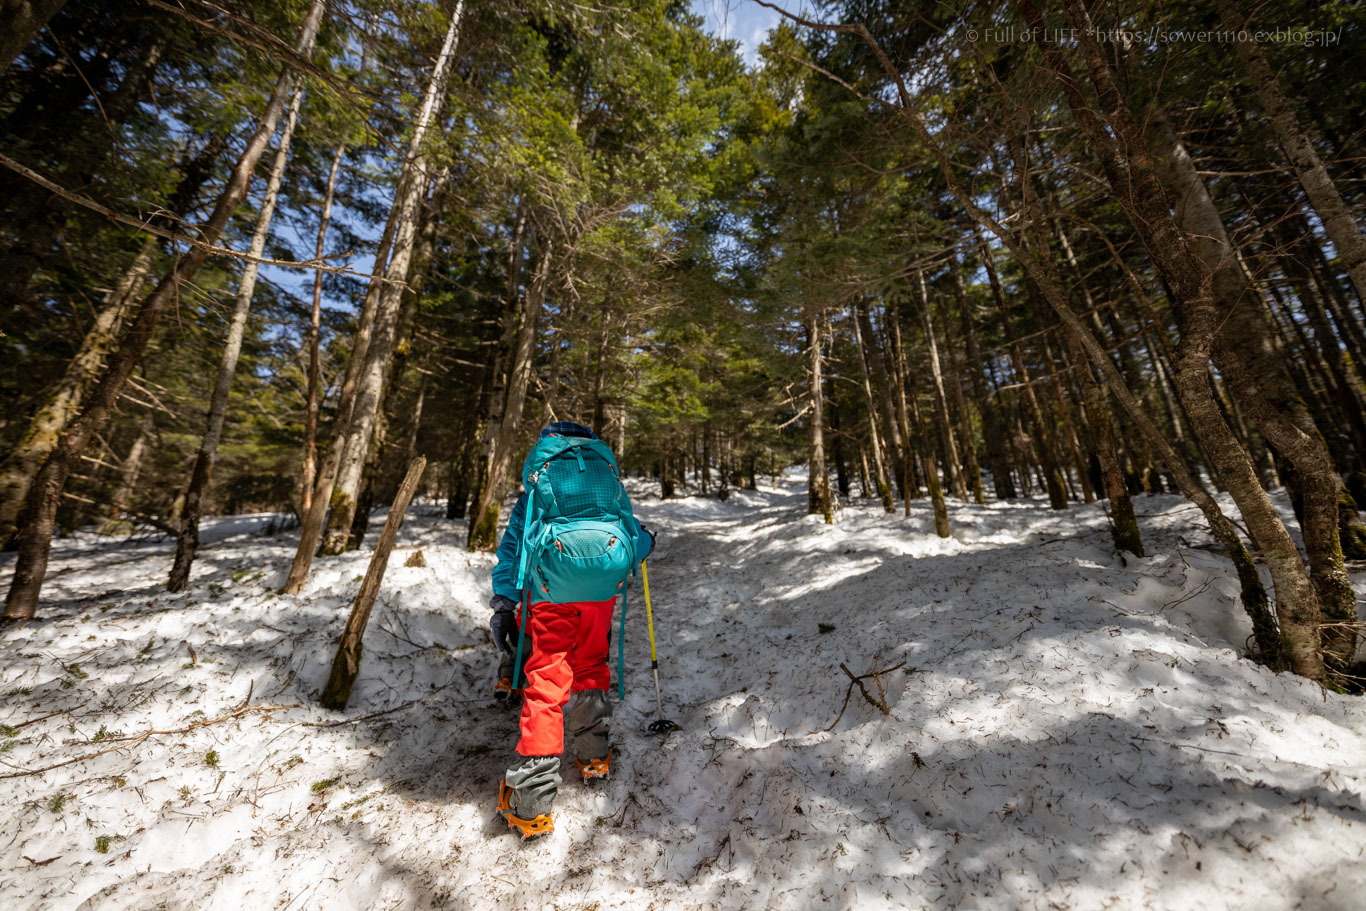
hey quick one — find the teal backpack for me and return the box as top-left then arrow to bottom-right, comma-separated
512,435 -> 638,604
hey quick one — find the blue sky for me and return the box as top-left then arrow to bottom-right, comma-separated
688,0 -> 787,64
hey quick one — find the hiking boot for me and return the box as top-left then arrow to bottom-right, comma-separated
493,653 -> 523,704
575,750 -> 611,782
498,755 -> 560,840
497,780 -> 553,840
568,688 -> 612,777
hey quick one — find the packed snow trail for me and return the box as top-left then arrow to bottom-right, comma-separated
2,475 -> 1365,909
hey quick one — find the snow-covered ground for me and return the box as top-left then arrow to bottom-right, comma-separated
2,475 -> 1365,910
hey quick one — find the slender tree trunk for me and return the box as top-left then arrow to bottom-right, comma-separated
806,315 -> 833,523
957,249 -> 1014,499
884,301 -> 920,511
283,199 -> 399,593
1040,333 -> 1094,503
4,0 -> 326,620
105,408 -> 154,529
983,241 -> 1067,509
857,301 -> 906,501
301,139 -> 347,517
851,304 -> 895,512
467,237 -> 552,550
1214,0 -> 1366,304
167,85 -> 306,591
1064,331 -> 1142,556
917,271 -> 968,501
320,5 -> 463,555
939,294 -> 984,504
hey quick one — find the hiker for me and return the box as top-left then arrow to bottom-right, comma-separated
488,421 -> 655,839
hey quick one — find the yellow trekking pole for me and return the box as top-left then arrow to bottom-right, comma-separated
641,561 -> 679,734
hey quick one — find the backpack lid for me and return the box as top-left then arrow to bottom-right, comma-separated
521,434 -> 621,489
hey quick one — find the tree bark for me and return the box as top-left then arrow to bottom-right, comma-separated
983,240 -> 1067,509
467,237 -> 552,550
319,455 -> 426,710
4,0 -> 326,620
1019,0 -> 1322,677
321,3 -> 464,555
805,314 -> 833,523
167,84 -> 306,592
301,139 -> 347,518
1063,330 -> 1142,556
850,304 -> 895,512
856,301 -> 906,501
956,249 -> 1014,499
917,271 -> 968,501
104,407 -> 154,529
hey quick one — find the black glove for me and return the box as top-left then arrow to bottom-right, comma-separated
489,595 -> 519,655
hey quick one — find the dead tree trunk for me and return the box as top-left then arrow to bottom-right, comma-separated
168,85 -> 306,592
4,0 -> 326,620
319,455 -> 426,710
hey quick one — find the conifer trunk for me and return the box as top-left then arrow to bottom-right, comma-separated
917,272 -> 968,502
168,85 -> 306,592
851,304 -> 895,513
805,314 -> 833,523
301,139 -> 347,517
957,247 -> 1014,499
1020,0 -> 1322,676
467,237 -> 552,550
321,3 -> 464,556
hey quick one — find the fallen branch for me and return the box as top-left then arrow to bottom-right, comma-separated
1,709 -> 69,731
821,662 -> 907,732
301,698 -> 422,728
0,703 -> 297,779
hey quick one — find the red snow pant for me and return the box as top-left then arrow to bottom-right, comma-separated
515,597 -> 616,756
